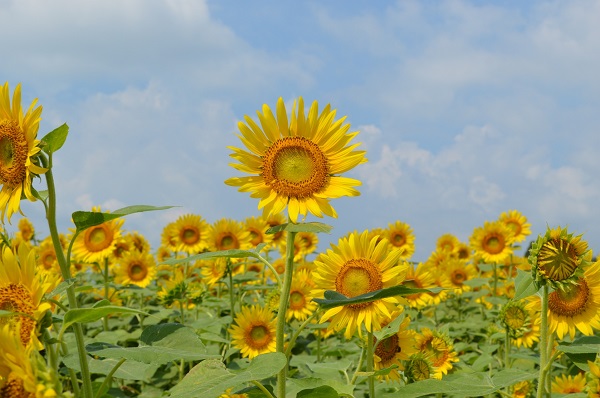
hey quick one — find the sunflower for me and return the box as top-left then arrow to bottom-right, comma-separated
312,230 -> 407,339
127,231 -> 151,253
428,271 -> 453,306
165,214 -> 210,254
157,268 -> 204,309
0,244 -> 58,349
511,380 -> 532,398
297,231 -> 319,256
244,216 -> 273,248
16,218 -> 35,242
415,328 -> 459,379
200,258 -> 228,287
286,273 -> 317,321
499,300 -> 540,348
208,218 -> 251,252
113,251 -> 157,288
264,212 -> 287,249
527,260 -> 600,340
218,388 -> 249,398
551,373 -> 586,393
436,233 -> 460,254
529,226 -> 590,288
229,305 -> 277,359
470,221 -> 515,264
404,262 -> 435,309
0,83 -> 47,223
404,353 -> 434,383
383,221 -> 415,260
35,237 -> 61,276
225,97 -> 366,222
498,210 -> 531,243
373,315 -> 417,381
160,220 -> 179,252
441,257 -> 477,295
71,207 -> 124,264
588,361 -> 600,398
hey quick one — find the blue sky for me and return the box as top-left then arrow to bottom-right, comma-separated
3,0 -> 600,261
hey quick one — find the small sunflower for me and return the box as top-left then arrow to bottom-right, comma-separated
529,226 -> 590,288
71,207 -> 124,264
436,233 -> 460,254
404,262 -> 435,309
498,210 -> 531,243
264,212 -> 287,249
113,251 -> 157,288
225,97 -> 367,222
160,220 -> 179,252
297,231 -> 319,256
470,221 -> 515,264
36,237 -> 61,276
415,328 -> 459,379
287,273 -> 317,321
200,258 -> 228,287
208,218 -> 251,252
244,216 -> 273,248
167,214 -> 210,254
511,380 -> 532,398
229,305 -> 277,359
551,373 -> 586,394
0,83 -> 47,223
383,221 -> 415,260
312,230 -> 407,339
16,218 -> 35,242
127,231 -> 151,253
0,244 -> 58,349
441,258 -> 477,295
500,301 -> 530,338
373,315 -> 417,381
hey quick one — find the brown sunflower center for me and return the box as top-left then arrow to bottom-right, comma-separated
538,238 -> 579,281
0,283 -> 35,346
262,136 -> 329,199
548,279 -> 589,317
505,220 -> 522,237
181,226 -> 200,245
216,233 -> 238,251
375,334 -> 400,362
40,250 -> 56,270
391,232 -> 406,247
0,121 -> 28,188
85,224 -> 114,252
335,258 -> 383,309
0,374 -> 30,398
128,262 -> 148,281
247,324 -> 271,348
450,269 -> 466,285
248,228 -> 263,246
289,290 -> 306,310
483,233 -> 505,255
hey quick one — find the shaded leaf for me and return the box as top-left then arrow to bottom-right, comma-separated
513,269 -> 539,301
313,285 -> 432,310
72,205 -> 173,231
63,353 -> 158,381
266,222 -> 333,234
297,386 -> 339,398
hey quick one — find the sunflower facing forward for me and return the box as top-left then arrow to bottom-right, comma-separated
312,230 -> 407,339
229,305 -> 277,359
225,97 -> 366,222
0,83 -> 47,222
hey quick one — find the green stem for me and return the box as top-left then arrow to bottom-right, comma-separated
42,155 -> 94,398
276,227 -> 297,398
94,358 -> 126,398
284,310 -> 320,358
504,326 -> 511,370
350,339 -> 367,385
537,284 -> 549,398
250,380 -> 275,398
103,259 -> 110,331
228,259 -> 235,322
367,330 -> 375,398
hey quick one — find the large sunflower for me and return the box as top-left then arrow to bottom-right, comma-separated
229,305 -> 277,359
469,220 -> 515,264
113,251 -> 157,288
225,97 -> 366,222
0,244 -> 58,349
312,230 -> 407,339
0,83 -> 46,223
71,208 -> 124,264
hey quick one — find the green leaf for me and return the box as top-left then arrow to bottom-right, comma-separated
557,335 -> 600,354
31,187 -> 49,202
297,386 -> 340,398
373,314 -> 405,342
313,285 -> 431,310
168,352 -> 286,398
62,353 -> 158,381
512,269 -> 539,301
266,222 -> 333,234
41,123 -> 69,154
161,248 -> 262,266
72,205 -> 173,231
62,305 -> 147,330
287,378 -> 355,398
46,278 -> 76,299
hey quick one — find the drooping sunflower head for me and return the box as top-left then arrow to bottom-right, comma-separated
228,305 -> 277,359
469,220 -> 515,264
384,221 -> 415,260
225,97 -> 367,222
498,209 -> 531,243
0,83 -> 47,223
529,226 -> 590,288
113,251 -> 157,288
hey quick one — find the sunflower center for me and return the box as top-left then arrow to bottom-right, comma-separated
0,283 -> 35,346
506,221 -> 522,237
450,269 -> 466,285
216,233 -> 238,251
0,374 -> 29,398
262,136 -> 329,199
181,227 -> 200,245
375,334 -> 400,362
289,290 -> 306,310
128,262 -> 148,281
335,258 -> 383,309
538,238 -> 579,281
0,121 -> 28,188
548,279 -> 589,317
41,250 -> 56,270
85,224 -> 114,252
483,233 -> 505,255
247,325 -> 271,348
248,228 -> 263,246
391,232 -> 406,247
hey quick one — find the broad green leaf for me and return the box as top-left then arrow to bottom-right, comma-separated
168,352 -> 286,398
512,269 -> 539,301
62,305 -> 147,330
313,285 -> 431,310
62,353 -> 158,381
41,123 -> 69,154
31,187 -> 49,202
72,205 -> 173,231
161,248 -> 262,266
557,336 -> 600,354
287,378 -> 355,398
297,386 -> 339,398
373,313 -> 405,342
45,278 -> 76,298
266,222 -> 333,234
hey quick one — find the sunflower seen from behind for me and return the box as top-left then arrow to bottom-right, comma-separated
229,305 -> 277,359
225,97 -> 366,222
0,83 -> 47,223
312,230 -> 407,339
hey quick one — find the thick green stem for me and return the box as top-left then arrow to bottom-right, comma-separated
367,330 -> 375,398
276,228 -> 297,398
537,284 -> 549,398
42,156 -> 94,398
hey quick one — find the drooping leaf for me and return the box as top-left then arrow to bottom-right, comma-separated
62,305 -> 147,331
373,313 -> 405,342
313,285 -> 433,310
168,352 -> 286,398
512,269 -> 539,301
72,205 -> 173,231
266,222 -> 333,235
62,353 -> 158,381
41,123 -> 69,154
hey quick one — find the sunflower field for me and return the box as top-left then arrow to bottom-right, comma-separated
2,82 -> 600,398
